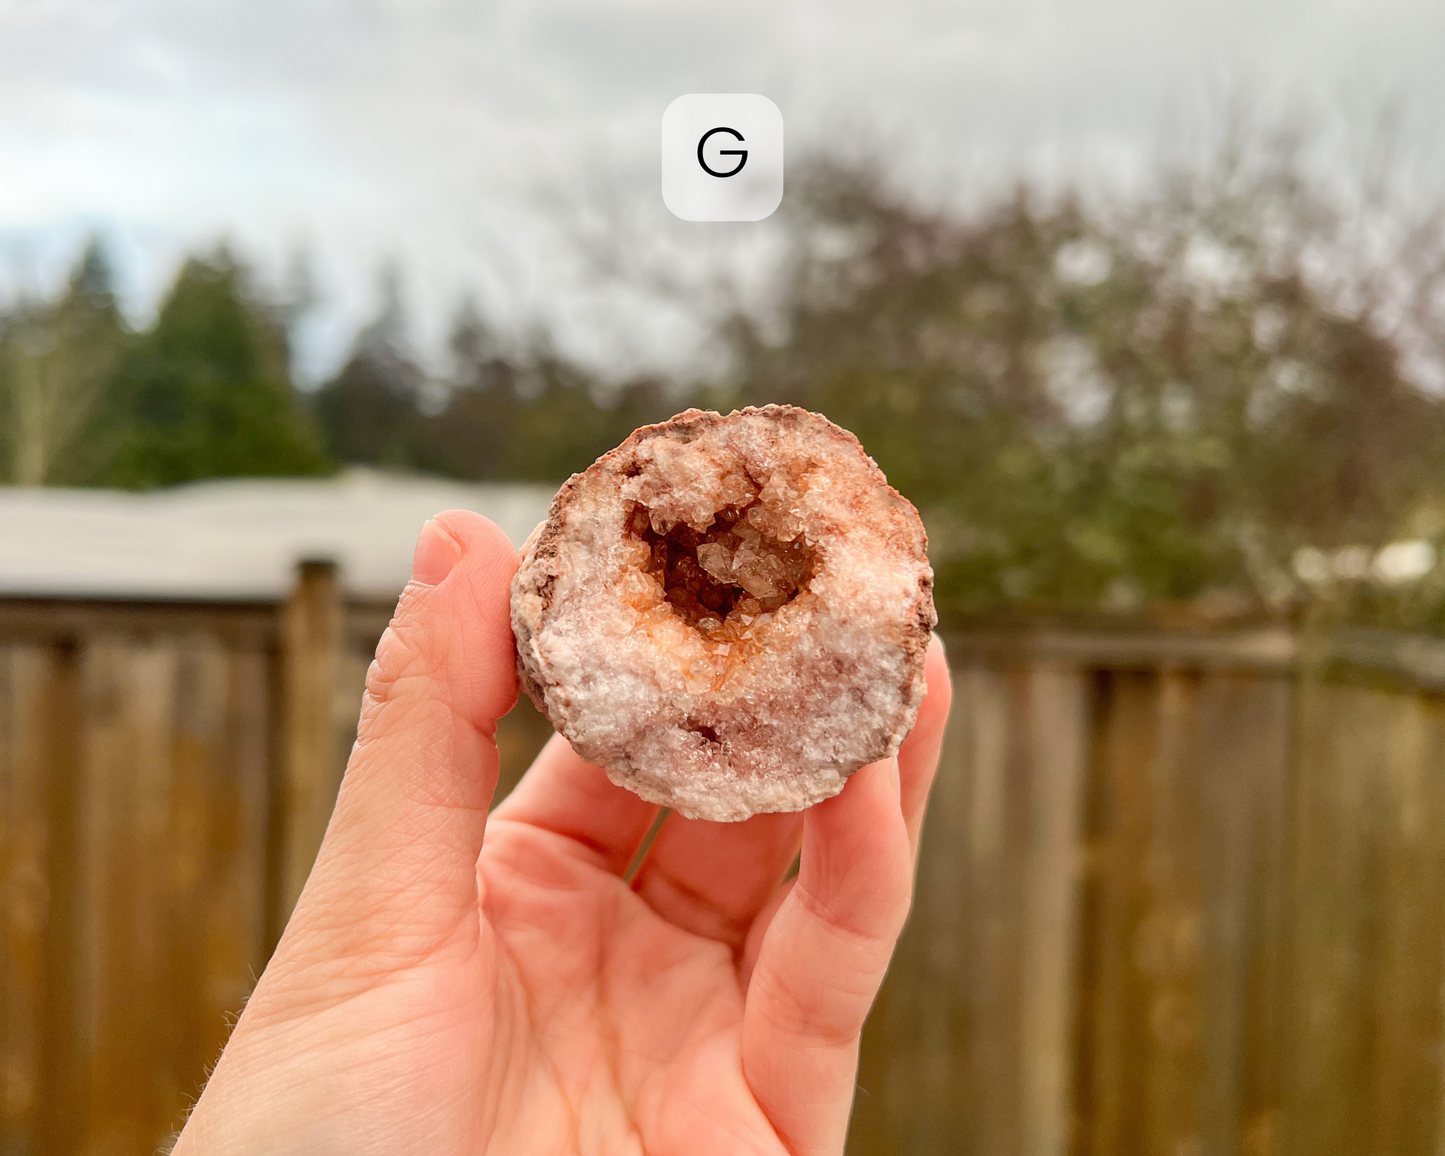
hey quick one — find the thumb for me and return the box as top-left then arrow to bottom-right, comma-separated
280,510 -> 520,962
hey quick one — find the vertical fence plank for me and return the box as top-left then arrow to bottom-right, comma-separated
35,639 -> 82,1156
275,560 -> 343,939
162,634 -> 227,1133
1284,684 -> 1389,1156
963,665 -> 1024,1156
203,647 -> 272,1058
1076,669 -> 1158,1156
1195,674 -> 1293,1156
0,645 -> 59,1152
1140,669 -> 1206,1156
1076,668 -> 1214,1156
1367,692 -> 1445,1156
72,638 -> 181,1154
1020,665 -> 1088,1156
159,635 -> 273,1143
911,660 -> 980,1152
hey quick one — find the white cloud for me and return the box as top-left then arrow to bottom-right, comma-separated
1,0 -> 1444,379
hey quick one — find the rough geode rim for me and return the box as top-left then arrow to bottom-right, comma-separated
510,405 -> 936,821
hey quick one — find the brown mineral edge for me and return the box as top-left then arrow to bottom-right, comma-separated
510,405 -> 936,822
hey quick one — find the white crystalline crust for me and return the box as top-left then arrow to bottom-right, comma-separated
511,406 -> 936,822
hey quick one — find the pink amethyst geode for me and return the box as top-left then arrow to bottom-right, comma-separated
510,406 -> 936,822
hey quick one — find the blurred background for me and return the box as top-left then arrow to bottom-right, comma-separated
6,2 -> 1445,1154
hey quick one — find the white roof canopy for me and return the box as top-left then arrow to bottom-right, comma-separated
0,470 -> 557,601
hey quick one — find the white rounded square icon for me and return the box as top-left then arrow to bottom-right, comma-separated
661,94 -> 783,222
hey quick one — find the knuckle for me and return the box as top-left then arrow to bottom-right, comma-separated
364,608 -> 436,705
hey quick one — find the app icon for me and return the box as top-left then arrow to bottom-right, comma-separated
661,94 -> 784,222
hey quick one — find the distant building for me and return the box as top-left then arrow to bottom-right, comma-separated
0,470 -> 557,601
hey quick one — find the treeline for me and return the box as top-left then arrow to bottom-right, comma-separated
312,287 -> 680,483
0,243 -> 678,490
6,140 -> 1445,627
723,155 -> 1445,627
0,245 -> 329,488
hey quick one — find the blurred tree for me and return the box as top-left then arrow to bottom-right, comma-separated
421,298 -> 522,478
474,339 -> 670,482
313,265 -> 440,472
320,288 -> 675,482
95,249 -> 330,488
0,239 -> 127,485
720,149 -> 1445,623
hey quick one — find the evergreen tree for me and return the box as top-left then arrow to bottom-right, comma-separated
423,299 -> 522,479
97,250 -> 331,488
431,314 -> 667,483
313,266 -> 437,471
320,289 -> 674,482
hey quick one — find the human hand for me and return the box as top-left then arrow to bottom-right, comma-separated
171,510 -> 952,1156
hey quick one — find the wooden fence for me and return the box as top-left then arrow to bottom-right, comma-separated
851,627 -> 1445,1156
4,570 -> 1445,1155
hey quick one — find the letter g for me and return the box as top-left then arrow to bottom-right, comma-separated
697,127 -> 748,178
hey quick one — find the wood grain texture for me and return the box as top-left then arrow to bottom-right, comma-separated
1,607 -> 286,1156
73,637 -> 180,1153
1195,675 -> 1293,1156
1284,682 -> 1390,1156
1368,691 -> 1445,1156
1075,669 -> 1159,1156
0,645 -> 59,1153
1020,665 -> 1088,1156
275,560 -> 344,937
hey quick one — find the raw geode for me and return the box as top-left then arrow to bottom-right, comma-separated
510,405 -> 936,822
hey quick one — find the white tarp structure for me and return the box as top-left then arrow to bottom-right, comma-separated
0,470 -> 557,601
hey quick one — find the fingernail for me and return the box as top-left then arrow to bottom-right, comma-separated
411,518 -> 463,587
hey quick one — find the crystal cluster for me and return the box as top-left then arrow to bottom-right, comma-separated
630,498 -> 816,653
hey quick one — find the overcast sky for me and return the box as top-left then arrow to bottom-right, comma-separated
2,0 -> 1444,380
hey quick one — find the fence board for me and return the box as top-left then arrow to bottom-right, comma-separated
1368,692 -> 1445,1156
276,560 -> 343,937
1195,674 -> 1292,1156
0,645 -> 59,1151
33,642 -> 82,1156
1285,683 -> 1391,1156
963,664 -> 1023,1155
163,637 -> 271,1138
1077,670 -> 1158,1156
1019,665 -> 1088,1156
1142,670 -> 1207,1155
216,646 -> 273,1026
70,639 -> 178,1153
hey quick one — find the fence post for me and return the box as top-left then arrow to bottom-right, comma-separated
273,558 -> 343,943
